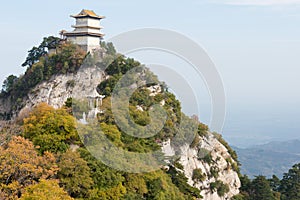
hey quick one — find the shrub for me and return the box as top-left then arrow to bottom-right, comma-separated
210,180 -> 229,197
190,135 -> 201,148
209,166 -> 220,179
198,148 -> 213,165
192,168 -> 206,183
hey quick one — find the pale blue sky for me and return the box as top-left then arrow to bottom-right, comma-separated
1,0 -> 300,146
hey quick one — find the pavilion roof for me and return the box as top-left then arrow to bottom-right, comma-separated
71,9 -> 105,19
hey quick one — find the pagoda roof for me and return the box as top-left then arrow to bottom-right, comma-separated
63,31 -> 105,38
71,25 -> 103,29
71,9 -> 105,19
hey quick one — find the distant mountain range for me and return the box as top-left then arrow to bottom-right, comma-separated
233,139 -> 300,178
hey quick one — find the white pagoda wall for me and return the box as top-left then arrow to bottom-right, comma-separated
75,18 -> 100,28
67,36 -> 100,52
73,27 -> 100,34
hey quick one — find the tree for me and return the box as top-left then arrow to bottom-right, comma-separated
143,170 -> 187,200
97,183 -> 127,200
22,36 -> 61,67
124,174 -> 148,196
40,36 -> 61,50
20,179 -> 74,200
0,136 -> 58,199
105,56 -> 141,76
77,148 -> 125,190
268,175 -> 281,192
22,46 -> 46,67
167,166 -> 202,199
48,42 -> 86,73
279,163 -> 300,200
57,150 -> 94,198
23,103 -> 79,153
249,176 -> 276,200
100,41 -> 116,55
2,75 -> 18,93
239,174 -> 252,193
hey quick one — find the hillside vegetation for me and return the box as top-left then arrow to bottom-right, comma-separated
2,36 -> 300,200
0,37 -> 214,199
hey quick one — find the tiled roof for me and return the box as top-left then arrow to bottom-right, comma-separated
72,9 -> 104,19
80,9 -> 97,17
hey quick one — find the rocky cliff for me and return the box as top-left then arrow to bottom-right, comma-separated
0,62 -> 240,200
162,134 -> 240,200
25,66 -> 104,111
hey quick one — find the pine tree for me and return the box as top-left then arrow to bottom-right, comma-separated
249,176 -> 276,200
279,163 -> 300,200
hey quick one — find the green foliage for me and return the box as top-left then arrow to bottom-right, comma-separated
249,176 -> 276,200
232,193 -> 248,200
163,92 -> 181,123
143,171 -> 186,200
22,36 -> 61,67
268,175 -> 281,192
1,75 -> 18,94
77,148 -> 125,190
210,180 -> 230,197
20,179 -> 74,200
173,159 -> 184,170
167,166 -> 202,199
121,133 -> 160,153
238,174 -> 279,200
100,122 -> 123,147
239,174 -> 251,193
123,174 -> 148,196
77,147 -> 187,200
100,41 -> 116,55
97,183 -> 127,200
129,105 -> 150,126
70,98 -> 90,119
226,157 -> 240,172
197,148 -> 213,165
105,55 -> 141,76
1,40 -> 86,116
203,153 -> 213,165
64,97 -> 73,108
130,88 -> 152,107
192,168 -> 206,183
0,36 -> 245,199
48,42 -> 85,74
279,163 -> 300,200
190,135 -> 200,148
197,122 -> 209,137
217,183 -> 230,197
213,132 -> 240,165
66,80 -> 75,88
209,166 -> 220,179
57,150 -> 94,198
23,103 -> 79,153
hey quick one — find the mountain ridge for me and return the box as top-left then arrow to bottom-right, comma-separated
233,139 -> 300,178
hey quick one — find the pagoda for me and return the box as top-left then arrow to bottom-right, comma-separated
63,9 -> 105,52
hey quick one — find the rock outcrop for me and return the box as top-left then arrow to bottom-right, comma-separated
21,66 -> 105,113
162,134 -> 241,200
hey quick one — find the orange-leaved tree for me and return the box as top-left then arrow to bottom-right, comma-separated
0,136 -> 58,199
